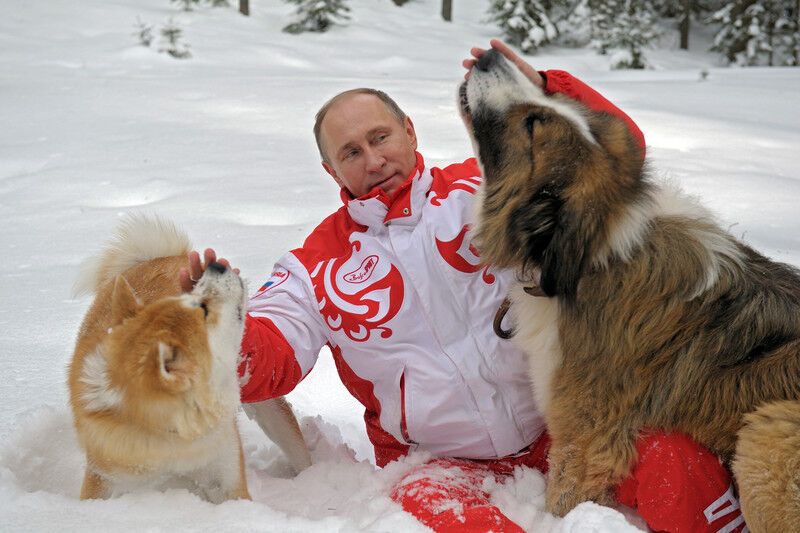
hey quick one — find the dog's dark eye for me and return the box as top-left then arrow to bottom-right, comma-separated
200,301 -> 209,318
524,113 -> 544,135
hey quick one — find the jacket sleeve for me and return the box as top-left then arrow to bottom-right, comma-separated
542,69 -> 646,154
238,253 -> 328,403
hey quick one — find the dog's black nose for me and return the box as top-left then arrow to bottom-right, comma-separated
476,49 -> 500,72
207,262 -> 227,275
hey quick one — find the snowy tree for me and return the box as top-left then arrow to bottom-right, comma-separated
763,0 -> 799,65
591,0 -> 661,68
133,18 -> 154,47
487,0 -> 559,54
652,0 -> 718,49
172,0 -> 201,11
159,19 -> 191,58
554,0 -> 593,46
283,0 -> 351,34
172,0 -> 232,10
778,0 -> 800,65
711,0 -> 800,65
709,1 -> 751,62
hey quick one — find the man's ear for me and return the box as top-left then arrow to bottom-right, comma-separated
405,116 -> 418,151
111,275 -> 141,325
322,160 -> 345,189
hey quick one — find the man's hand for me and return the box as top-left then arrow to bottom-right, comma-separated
179,248 -> 240,293
462,39 -> 544,89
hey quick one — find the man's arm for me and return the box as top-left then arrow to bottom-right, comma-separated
463,39 -> 645,154
541,70 -> 645,153
181,250 -> 327,403
241,259 -> 328,402
239,314 -> 305,402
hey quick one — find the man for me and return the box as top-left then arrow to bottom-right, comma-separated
181,41 -> 746,532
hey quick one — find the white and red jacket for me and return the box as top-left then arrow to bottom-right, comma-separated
239,70 -> 645,467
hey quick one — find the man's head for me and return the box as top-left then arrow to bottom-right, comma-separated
314,89 -> 418,199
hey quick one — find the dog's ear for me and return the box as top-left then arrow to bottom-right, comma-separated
539,209 -> 592,299
111,275 -> 141,325
157,341 -> 197,393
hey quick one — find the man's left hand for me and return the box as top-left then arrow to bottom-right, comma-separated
179,248 -> 239,292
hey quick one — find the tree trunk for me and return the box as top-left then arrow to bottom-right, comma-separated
679,0 -> 691,50
767,16 -> 774,67
796,0 -> 800,66
240,0 -> 249,16
442,0 -> 452,22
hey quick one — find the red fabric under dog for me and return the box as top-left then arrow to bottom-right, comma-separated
392,432 -> 746,533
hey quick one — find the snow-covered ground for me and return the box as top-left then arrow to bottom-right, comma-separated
1,0 -> 799,530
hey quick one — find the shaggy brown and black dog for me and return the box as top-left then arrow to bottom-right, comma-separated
459,49 -> 800,531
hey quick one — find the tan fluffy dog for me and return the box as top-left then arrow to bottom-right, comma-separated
459,50 -> 800,530
733,401 -> 800,531
69,215 -> 308,502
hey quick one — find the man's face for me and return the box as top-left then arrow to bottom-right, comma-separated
320,93 -> 418,199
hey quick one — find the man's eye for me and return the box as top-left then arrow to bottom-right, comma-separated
375,134 -> 388,143
344,150 -> 359,160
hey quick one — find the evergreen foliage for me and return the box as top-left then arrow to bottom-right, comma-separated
651,0 -> 713,18
171,0 -> 230,10
711,0 -> 800,65
283,0 -> 351,34
159,19 -> 191,58
650,1 -> 718,50
555,0 -> 593,46
172,0 -> 201,11
156,0 -> 799,69
486,0 -> 559,53
133,18 -> 154,47
590,0 -> 661,68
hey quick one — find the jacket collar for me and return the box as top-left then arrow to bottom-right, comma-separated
342,152 -> 432,229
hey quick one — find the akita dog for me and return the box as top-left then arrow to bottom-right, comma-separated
459,49 -> 800,531
69,215 -> 309,503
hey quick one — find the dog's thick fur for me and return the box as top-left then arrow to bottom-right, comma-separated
69,215 -> 309,502
460,50 -> 800,529
733,401 -> 800,531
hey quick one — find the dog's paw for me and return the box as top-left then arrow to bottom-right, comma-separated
545,477 -> 615,516
545,479 -> 580,517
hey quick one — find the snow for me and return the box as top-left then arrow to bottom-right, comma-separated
1,0 -> 799,530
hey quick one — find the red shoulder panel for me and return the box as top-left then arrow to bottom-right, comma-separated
544,69 -> 646,155
428,158 -> 482,207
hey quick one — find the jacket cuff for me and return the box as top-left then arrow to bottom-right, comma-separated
238,314 -> 303,403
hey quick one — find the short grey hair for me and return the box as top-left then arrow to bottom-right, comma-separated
314,88 -> 407,162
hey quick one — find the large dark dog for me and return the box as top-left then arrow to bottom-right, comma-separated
459,49 -> 800,531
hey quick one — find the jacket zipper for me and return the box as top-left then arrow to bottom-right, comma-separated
400,372 -> 417,445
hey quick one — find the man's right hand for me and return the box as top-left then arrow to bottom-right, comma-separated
179,248 -> 239,293
462,39 -> 544,89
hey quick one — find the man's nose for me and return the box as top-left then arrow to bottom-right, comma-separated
364,148 -> 386,172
